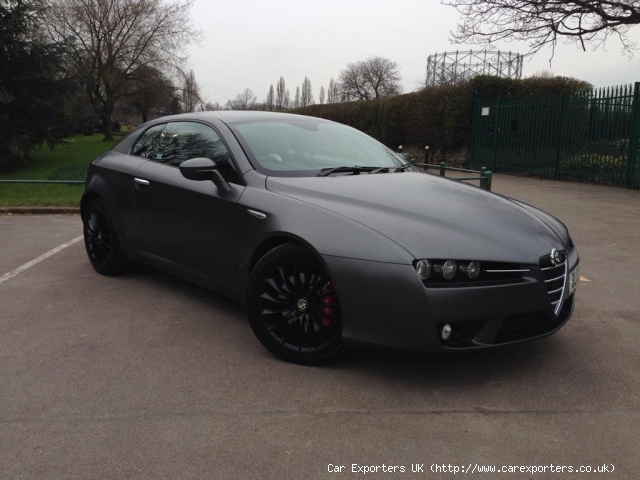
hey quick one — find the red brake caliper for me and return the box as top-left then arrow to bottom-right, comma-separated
320,281 -> 338,327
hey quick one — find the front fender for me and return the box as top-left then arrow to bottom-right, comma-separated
235,185 -> 415,291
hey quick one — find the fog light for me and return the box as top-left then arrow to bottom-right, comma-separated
442,260 -> 457,280
415,259 -> 431,280
441,324 -> 452,340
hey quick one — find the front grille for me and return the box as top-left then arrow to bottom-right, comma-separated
540,253 -> 567,315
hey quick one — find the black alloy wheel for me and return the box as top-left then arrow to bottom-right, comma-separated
247,244 -> 346,363
83,198 -> 130,275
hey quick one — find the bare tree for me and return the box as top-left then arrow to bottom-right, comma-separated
202,101 -> 222,111
181,69 -> 202,113
275,76 -> 286,110
445,0 -> 640,56
327,78 -> 340,103
338,56 -> 401,101
283,89 -> 290,109
46,0 -> 199,140
227,88 -> 257,110
319,85 -> 325,105
300,77 -> 314,107
266,84 -> 275,111
294,86 -> 300,109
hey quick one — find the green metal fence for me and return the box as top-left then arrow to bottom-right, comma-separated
470,82 -> 640,189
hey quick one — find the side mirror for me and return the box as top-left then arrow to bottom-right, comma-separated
179,157 -> 231,193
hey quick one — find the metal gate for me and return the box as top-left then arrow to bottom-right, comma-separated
470,82 -> 640,189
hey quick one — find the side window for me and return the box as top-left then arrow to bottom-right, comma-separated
131,124 -> 166,159
154,122 -> 241,184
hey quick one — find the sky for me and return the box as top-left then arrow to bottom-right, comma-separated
186,0 -> 640,105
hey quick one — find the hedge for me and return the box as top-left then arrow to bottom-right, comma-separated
295,75 -> 592,162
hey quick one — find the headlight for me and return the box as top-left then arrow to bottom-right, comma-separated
416,259 -> 483,282
415,259 -> 431,280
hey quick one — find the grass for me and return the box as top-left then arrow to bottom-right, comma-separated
0,134 -> 118,206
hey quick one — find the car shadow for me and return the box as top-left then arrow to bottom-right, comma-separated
121,262 -> 574,387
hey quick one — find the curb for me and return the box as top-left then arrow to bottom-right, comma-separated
0,206 -> 80,215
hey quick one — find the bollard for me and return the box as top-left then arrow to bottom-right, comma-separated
480,167 -> 488,190
424,146 -> 430,164
439,162 -> 446,177
397,145 -> 403,154
484,171 -> 493,191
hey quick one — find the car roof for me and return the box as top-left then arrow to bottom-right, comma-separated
156,110 -> 330,125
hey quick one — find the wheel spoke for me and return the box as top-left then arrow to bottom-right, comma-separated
281,318 -> 298,345
278,266 -> 295,292
267,316 -> 291,333
261,306 -> 294,316
316,303 -> 340,309
315,311 -> 342,326
265,277 -> 288,297
314,289 -> 336,300
259,291 -> 289,304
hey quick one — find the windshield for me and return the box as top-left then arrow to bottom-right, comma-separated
230,119 -> 405,176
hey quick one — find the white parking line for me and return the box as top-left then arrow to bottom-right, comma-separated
0,235 -> 84,285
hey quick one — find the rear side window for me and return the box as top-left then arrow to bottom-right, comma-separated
131,124 -> 166,159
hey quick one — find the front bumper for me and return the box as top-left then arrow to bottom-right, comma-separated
323,249 -> 578,353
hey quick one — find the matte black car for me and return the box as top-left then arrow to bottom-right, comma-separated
81,111 -> 579,363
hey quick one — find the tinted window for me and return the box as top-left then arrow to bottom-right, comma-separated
230,119 -> 403,176
131,124 -> 166,159
153,122 -> 240,183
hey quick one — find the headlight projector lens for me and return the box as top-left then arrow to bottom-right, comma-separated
459,261 -> 481,280
415,259 -> 432,280
442,260 -> 457,280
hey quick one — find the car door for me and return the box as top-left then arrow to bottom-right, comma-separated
132,121 -> 245,287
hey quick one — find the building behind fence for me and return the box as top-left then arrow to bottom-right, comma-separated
470,82 -> 640,189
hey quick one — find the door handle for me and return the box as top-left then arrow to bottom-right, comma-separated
134,178 -> 150,186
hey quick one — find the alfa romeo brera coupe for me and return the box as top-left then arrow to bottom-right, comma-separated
81,111 -> 579,363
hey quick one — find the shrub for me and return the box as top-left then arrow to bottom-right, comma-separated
295,75 -> 592,161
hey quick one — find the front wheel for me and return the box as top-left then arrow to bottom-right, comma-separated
82,198 -> 130,275
247,244 -> 347,364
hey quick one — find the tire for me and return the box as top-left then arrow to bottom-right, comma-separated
247,243 -> 347,364
82,198 -> 130,276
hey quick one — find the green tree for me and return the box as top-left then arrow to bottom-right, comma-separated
126,66 -> 175,123
0,0 -> 73,171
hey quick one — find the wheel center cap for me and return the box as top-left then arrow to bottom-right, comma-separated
296,298 -> 309,312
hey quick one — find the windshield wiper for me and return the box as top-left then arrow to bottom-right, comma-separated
394,162 -> 414,172
317,166 -> 376,177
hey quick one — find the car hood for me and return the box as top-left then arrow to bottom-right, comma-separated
266,172 -> 569,264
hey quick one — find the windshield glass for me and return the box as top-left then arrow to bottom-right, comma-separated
230,119 -> 405,176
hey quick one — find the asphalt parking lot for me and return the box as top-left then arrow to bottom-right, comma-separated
1,175 -> 639,479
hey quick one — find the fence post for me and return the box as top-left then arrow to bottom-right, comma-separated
439,162 -> 446,177
491,97 -> 500,171
625,82 -> 640,188
469,89 -> 478,167
424,146 -> 430,164
554,91 -> 567,180
397,145 -> 403,155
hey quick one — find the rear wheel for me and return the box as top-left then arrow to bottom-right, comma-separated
82,198 -> 130,275
247,244 -> 346,364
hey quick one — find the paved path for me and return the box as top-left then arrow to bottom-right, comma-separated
1,176 -> 639,479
